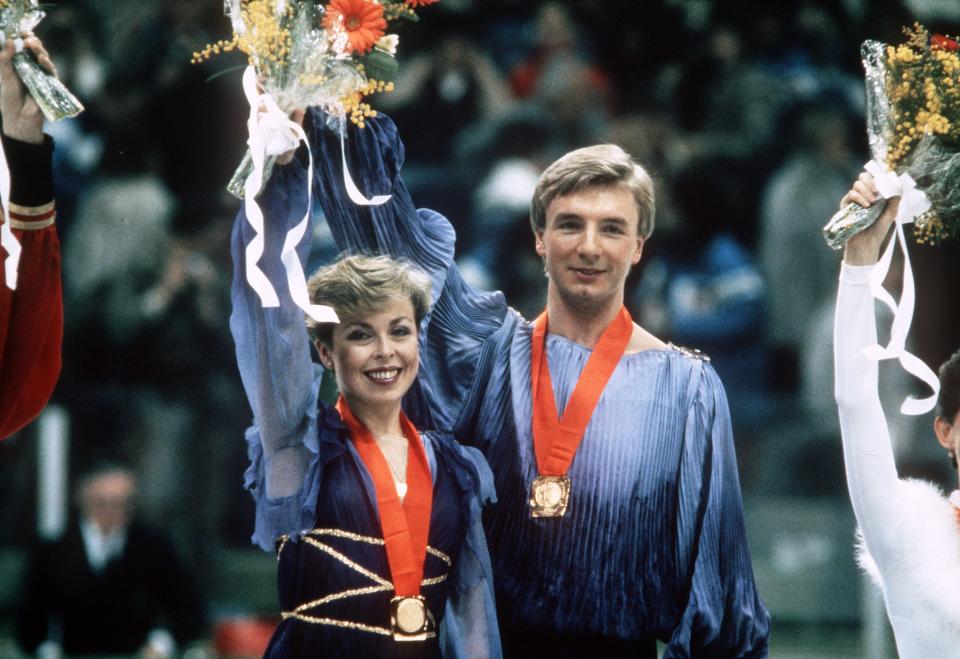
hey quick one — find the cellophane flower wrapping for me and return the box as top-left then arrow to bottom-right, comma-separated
0,0 -> 84,121
824,25 -> 960,247
212,0 -> 419,197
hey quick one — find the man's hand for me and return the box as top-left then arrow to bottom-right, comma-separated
841,171 -> 901,266
0,34 -> 55,144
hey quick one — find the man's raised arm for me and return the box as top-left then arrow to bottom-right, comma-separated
296,111 -> 513,435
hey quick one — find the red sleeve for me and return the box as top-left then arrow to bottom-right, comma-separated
0,134 -> 61,440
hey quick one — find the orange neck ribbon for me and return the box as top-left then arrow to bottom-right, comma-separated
531,306 -> 633,476
336,396 -> 433,597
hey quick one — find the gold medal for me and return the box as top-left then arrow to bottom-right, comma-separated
390,595 -> 435,641
530,309 -> 631,521
529,475 -> 571,517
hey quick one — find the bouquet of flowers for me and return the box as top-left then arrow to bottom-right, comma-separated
196,0 -> 434,198
0,0 -> 83,121
822,25 -> 958,417
195,0 -> 435,324
823,24 -> 960,247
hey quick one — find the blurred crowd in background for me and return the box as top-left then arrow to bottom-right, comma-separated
2,0 -> 960,656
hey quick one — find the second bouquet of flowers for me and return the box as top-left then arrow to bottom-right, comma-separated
823,24 -> 960,416
823,24 -> 960,247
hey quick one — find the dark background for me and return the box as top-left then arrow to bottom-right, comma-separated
1,1 -> 958,656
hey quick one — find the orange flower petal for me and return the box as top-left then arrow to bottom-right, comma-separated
324,0 -> 385,53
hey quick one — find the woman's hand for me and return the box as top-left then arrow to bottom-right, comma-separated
0,34 -> 54,144
276,108 -> 305,165
841,172 -> 900,266
253,77 -> 304,166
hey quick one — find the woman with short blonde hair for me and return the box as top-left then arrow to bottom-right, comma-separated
231,191 -> 500,657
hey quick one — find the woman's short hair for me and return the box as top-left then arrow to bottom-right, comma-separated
530,144 -> 655,239
938,348 -> 960,423
306,253 -> 432,346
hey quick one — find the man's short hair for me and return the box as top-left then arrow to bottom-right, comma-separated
306,253 -> 432,347
530,144 -> 655,239
938,348 -> 960,423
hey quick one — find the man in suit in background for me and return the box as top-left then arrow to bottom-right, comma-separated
15,462 -> 208,658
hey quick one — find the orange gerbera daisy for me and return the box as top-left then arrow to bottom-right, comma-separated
324,0 -> 387,54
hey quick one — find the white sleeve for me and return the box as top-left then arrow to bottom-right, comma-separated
834,262 -> 909,565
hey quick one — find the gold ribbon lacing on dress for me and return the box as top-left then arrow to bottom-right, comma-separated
277,528 -> 451,635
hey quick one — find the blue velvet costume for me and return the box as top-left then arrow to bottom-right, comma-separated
230,160 -> 502,658
279,111 -> 770,656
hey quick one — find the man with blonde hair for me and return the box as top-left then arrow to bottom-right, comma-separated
268,112 -> 769,656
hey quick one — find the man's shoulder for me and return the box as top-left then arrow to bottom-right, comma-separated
626,322 -> 667,354
666,343 -> 711,363
636,344 -> 721,410
624,325 -> 713,363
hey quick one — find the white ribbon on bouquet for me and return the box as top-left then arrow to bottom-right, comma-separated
239,66 -> 391,325
241,65 -> 338,324
338,116 -> 391,207
859,159 -> 939,415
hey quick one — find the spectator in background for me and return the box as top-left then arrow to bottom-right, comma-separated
376,32 -> 514,229
509,2 -> 612,148
15,462 -> 209,657
635,156 -> 767,418
378,33 -> 512,166
461,112 -> 556,313
509,2 -> 610,105
673,18 -> 787,163
58,175 -> 245,555
758,102 -> 858,392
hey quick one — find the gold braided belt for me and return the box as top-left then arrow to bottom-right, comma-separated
277,528 -> 451,637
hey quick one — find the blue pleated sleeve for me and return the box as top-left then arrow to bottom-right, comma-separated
664,365 -> 770,657
229,161 -> 329,551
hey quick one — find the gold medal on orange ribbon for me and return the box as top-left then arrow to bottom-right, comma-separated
528,475 -> 572,518
529,307 -> 633,518
336,398 -> 436,643
390,595 -> 436,641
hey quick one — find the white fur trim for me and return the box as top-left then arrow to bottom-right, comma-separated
855,479 -> 960,634
855,526 -> 883,589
